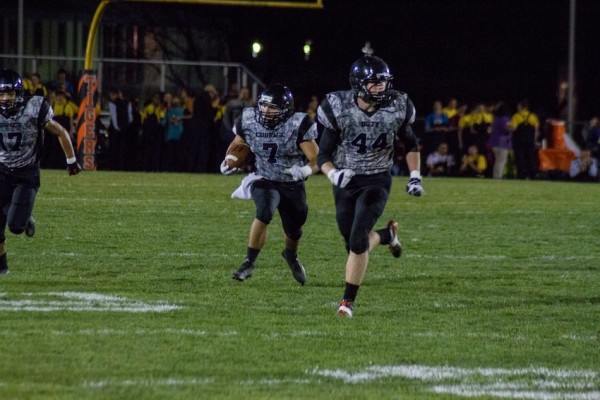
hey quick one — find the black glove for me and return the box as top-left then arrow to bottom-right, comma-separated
67,160 -> 82,176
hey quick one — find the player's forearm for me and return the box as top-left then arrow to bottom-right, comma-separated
45,120 -> 76,160
57,131 -> 76,160
405,151 -> 421,174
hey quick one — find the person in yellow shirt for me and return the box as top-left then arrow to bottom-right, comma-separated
23,72 -> 48,97
446,102 -> 467,163
461,103 -> 493,157
457,106 -> 472,153
460,144 -> 487,178
41,90 -> 76,169
52,91 -> 78,131
442,97 -> 458,119
140,92 -> 165,172
508,99 -> 540,179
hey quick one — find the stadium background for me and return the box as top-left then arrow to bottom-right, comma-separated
1,0 -> 600,123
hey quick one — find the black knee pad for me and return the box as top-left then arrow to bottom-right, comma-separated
255,208 -> 274,225
349,231 -> 369,254
9,225 -> 24,235
253,184 -> 278,225
286,227 -> 302,241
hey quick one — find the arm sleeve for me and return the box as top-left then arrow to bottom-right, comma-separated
397,98 -> 420,152
398,99 -> 419,153
296,115 -> 317,144
400,125 -> 420,153
233,115 -> 245,140
39,99 -> 53,126
317,123 -> 340,169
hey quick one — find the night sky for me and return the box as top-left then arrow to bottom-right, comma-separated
215,0 -> 600,119
13,0 -> 600,119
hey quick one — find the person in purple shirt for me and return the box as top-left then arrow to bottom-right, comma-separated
489,102 -> 512,179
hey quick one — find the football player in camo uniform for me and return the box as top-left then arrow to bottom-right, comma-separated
317,55 -> 424,317
220,84 -> 319,285
0,69 -> 81,275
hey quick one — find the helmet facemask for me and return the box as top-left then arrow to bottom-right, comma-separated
349,56 -> 394,106
256,101 -> 290,129
356,77 -> 393,105
0,89 -> 19,117
0,69 -> 24,117
254,84 -> 294,129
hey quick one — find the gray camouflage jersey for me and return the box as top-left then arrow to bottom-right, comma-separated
0,96 -> 51,169
235,108 -> 317,182
317,90 -> 418,175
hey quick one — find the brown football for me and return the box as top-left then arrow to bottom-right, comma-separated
225,143 -> 252,169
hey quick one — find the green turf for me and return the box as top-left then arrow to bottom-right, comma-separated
0,170 -> 598,399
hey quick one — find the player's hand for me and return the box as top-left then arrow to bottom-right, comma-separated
220,159 -> 239,175
286,164 -> 312,181
67,161 -> 82,176
327,168 -> 355,188
406,176 -> 424,196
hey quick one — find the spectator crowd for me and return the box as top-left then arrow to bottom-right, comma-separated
20,69 -> 600,183
413,98 -> 599,182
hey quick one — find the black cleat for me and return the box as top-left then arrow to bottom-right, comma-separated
232,260 -> 254,281
282,251 -> 306,285
25,217 -> 36,237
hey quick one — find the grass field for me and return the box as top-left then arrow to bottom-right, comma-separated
0,170 -> 598,399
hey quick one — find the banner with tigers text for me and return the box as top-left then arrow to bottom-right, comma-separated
76,71 -> 98,170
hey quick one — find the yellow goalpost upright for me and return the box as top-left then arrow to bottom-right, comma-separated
76,0 -> 323,170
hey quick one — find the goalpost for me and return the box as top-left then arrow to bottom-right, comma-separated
76,0 -> 323,170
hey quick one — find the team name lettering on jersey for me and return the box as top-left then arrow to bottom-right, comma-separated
360,121 -> 380,128
255,131 -> 286,138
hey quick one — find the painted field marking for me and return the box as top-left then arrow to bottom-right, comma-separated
85,377 -> 214,388
0,328 -> 238,337
0,291 -> 181,312
408,254 -> 596,261
310,365 -> 599,400
1,363 -> 596,397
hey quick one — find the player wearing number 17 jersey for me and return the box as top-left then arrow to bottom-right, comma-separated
316,55 -> 424,317
220,84 -> 319,285
0,69 -> 81,275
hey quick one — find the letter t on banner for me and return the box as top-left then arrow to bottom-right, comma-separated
76,71 -> 98,171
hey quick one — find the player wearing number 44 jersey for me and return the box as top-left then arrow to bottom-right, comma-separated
0,69 -> 81,276
220,84 -> 319,285
317,55 -> 424,317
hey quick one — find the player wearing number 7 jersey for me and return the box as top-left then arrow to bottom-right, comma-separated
221,84 -> 319,285
0,69 -> 81,275
316,54 -> 423,317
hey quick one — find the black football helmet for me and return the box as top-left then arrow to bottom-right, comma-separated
255,84 -> 294,129
349,55 -> 393,105
0,69 -> 24,117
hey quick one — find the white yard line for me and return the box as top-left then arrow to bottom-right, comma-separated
0,291 -> 181,312
311,365 -> 599,400
85,377 -> 214,388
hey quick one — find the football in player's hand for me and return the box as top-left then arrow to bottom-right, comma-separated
226,143 -> 252,169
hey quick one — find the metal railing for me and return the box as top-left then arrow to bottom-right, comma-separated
0,53 -> 265,104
